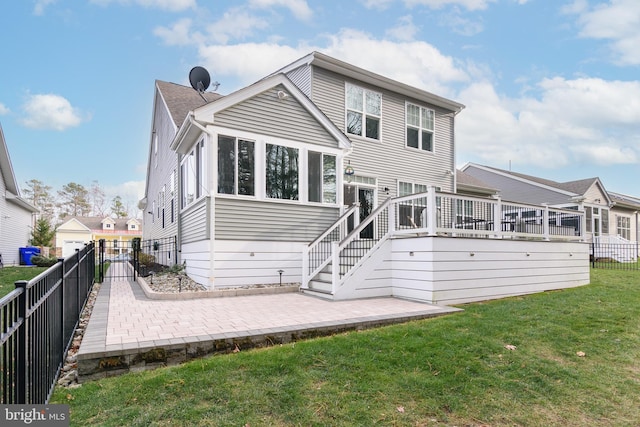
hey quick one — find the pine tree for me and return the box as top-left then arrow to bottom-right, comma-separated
30,217 -> 56,247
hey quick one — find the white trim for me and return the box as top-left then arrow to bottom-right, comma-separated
193,74 -> 352,150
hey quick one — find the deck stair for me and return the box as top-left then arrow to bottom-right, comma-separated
302,199 -> 392,299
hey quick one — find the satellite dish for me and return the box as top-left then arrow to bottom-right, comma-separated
189,66 -> 211,93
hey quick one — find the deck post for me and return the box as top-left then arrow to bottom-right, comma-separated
331,242 -> 339,295
388,199 -> 396,235
426,186 -> 437,236
492,195 -> 502,238
301,245 -> 309,288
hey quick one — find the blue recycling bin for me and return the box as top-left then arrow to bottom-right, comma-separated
19,247 -> 41,266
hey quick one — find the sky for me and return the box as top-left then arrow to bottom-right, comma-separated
1,0 -> 639,217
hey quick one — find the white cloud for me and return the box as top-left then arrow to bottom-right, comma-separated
568,0 -> 640,65
205,9 -> 270,44
404,0 -> 497,11
20,94 -> 87,131
0,103 -> 9,115
89,0 -> 196,12
34,0 -> 56,15
249,0 -> 313,21
104,180 -> 146,217
361,0 -> 497,10
456,76 -> 640,169
196,29 -> 469,96
154,18 -> 199,46
386,15 -> 419,41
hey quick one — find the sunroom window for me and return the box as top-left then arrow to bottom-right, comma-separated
266,144 -> 299,200
218,135 -> 255,196
181,139 -> 206,208
406,103 -> 434,152
346,83 -> 381,140
308,152 -> 336,204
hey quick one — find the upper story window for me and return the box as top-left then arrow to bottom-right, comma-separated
105,223 -> 112,229
346,83 -> 381,140
308,152 -> 336,204
129,223 -> 137,230
406,103 -> 434,152
266,143 -> 299,200
181,139 -> 206,208
218,135 -> 255,196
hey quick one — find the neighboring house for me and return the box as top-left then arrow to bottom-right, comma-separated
0,123 -> 38,266
140,52 -> 589,305
55,216 -> 142,258
459,163 -> 640,247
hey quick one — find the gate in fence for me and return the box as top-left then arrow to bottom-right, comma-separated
0,243 -> 95,404
96,236 -> 179,282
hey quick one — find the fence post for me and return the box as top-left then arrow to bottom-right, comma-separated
57,258 -> 65,374
75,249 -> 81,317
15,280 -> 29,404
98,239 -> 105,283
542,204 -> 550,241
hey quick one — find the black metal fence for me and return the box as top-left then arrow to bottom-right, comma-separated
591,242 -> 640,270
136,236 -> 179,277
0,242 -> 95,404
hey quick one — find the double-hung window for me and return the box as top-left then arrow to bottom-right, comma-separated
266,143 -> 299,200
617,215 -> 631,240
346,83 -> 381,140
181,139 -> 206,208
308,152 -> 336,204
218,135 -> 255,196
406,103 -> 434,152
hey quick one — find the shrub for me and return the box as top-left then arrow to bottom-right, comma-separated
31,255 -> 58,267
138,252 -> 156,266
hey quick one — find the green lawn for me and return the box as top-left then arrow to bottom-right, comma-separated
0,266 -> 48,298
51,269 -> 640,426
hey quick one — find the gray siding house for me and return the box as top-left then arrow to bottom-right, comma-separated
460,163 -> 640,247
0,123 -> 38,266
140,53 -> 590,304
141,52 -> 464,288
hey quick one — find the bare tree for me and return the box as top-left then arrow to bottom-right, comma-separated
23,179 -> 56,220
89,180 -> 106,216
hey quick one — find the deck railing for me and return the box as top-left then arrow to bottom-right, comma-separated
303,204 -> 358,286
0,243 -> 95,404
303,188 -> 586,293
394,189 -> 585,241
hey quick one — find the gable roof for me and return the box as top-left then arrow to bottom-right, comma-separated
59,216 -> 141,232
155,80 -> 223,129
461,163 -> 612,205
272,51 -> 465,113
173,73 -> 352,153
456,169 -> 498,195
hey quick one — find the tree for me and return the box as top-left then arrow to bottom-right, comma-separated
89,180 -> 106,216
57,182 -> 91,218
30,217 -> 56,247
110,195 -> 128,218
23,179 -> 56,220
